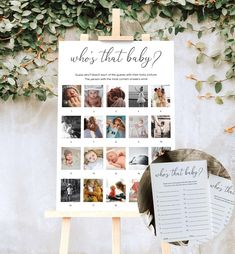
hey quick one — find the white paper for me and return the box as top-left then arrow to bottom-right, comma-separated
57,41 -> 175,211
209,174 -> 234,237
150,160 -> 211,242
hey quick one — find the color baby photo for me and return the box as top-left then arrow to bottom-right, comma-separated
84,116 -> 103,138
61,147 -> 81,170
84,85 -> 103,107
151,85 -> 170,107
83,179 -> 103,202
62,85 -> 81,107
106,116 -> 126,138
83,147 -> 103,170
107,85 -> 126,107
106,147 -> 126,170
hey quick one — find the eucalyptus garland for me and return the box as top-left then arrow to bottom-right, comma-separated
0,0 -> 234,102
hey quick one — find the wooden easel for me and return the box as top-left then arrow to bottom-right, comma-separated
45,9 -> 171,254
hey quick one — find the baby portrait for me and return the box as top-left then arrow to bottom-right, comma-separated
83,179 -> 103,202
129,147 -> 149,170
106,147 -> 126,170
129,179 -> 140,202
83,147 -> 103,170
129,116 -> 148,138
62,85 -> 81,107
151,115 -> 171,138
129,85 -> 148,107
61,179 -> 80,202
84,85 -> 103,107
61,147 -> 80,170
106,179 -> 126,202
84,116 -> 103,138
151,147 -> 171,161
106,116 -> 126,138
151,85 -> 170,107
61,116 -> 81,139
107,85 -> 126,107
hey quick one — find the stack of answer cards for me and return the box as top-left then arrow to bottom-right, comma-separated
150,161 -> 235,242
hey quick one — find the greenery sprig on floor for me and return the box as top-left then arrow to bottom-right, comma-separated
0,0 -> 234,102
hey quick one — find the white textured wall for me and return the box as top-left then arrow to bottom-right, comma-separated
0,22 -> 235,254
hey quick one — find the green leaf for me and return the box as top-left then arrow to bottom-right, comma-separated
7,77 -> 15,85
196,53 -> 204,64
207,75 -> 216,84
226,68 -> 235,79
173,0 -> 186,5
21,18 -> 29,24
213,58 -> 222,68
198,30 -> 202,39
210,50 -> 220,58
161,7 -> 172,18
61,20 -> 73,27
49,23 -> 56,34
99,0 -> 112,9
215,96 -> 223,105
195,42 -> 206,50
10,1 -> 21,6
215,82 -> 222,93
77,16 -> 88,29
17,67 -> 28,75
195,81 -> 202,93
32,8 -> 41,13
30,22 -> 37,30
22,10 -> 31,16
77,6 -> 82,16
222,8 -> 227,16
10,5 -> 22,13
186,23 -> 193,30
3,62 -> 14,71
36,14 -> 44,20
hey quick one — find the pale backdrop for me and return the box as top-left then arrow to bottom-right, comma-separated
0,20 -> 235,254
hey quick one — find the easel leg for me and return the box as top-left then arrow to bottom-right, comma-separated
161,242 -> 171,254
60,217 -> 71,254
112,217 -> 121,254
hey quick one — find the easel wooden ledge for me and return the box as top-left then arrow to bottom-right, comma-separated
45,8 -> 171,254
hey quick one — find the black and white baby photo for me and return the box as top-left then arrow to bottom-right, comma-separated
107,85 -> 126,107
129,116 -> 148,138
61,179 -> 80,202
129,85 -> 148,107
84,116 -> 103,138
61,116 -> 81,138
129,147 -> 149,170
151,115 -> 171,138
62,85 -> 81,107
61,147 -> 81,170
83,147 -> 103,170
151,85 -> 170,107
84,85 -> 103,107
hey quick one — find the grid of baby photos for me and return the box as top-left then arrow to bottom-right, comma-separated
57,83 -> 175,211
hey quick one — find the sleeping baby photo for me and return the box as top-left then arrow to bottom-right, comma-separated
106,147 -> 126,170
129,147 -> 149,170
83,147 -> 103,170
